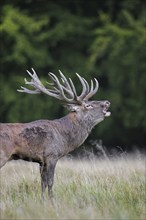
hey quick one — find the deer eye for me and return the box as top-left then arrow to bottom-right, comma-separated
85,104 -> 94,109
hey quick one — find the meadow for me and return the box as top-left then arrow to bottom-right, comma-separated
0,154 -> 145,220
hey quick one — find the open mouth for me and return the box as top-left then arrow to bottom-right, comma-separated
103,101 -> 111,117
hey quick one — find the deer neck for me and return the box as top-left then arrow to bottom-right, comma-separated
58,112 -> 94,152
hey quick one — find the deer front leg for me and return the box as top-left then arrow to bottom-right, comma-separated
40,158 -> 57,204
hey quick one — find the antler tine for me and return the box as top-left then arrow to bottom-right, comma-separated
48,72 -> 77,103
17,69 -> 61,99
17,86 -> 40,94
59,70 -> 74,97
76,74 -> 93,101
59,70 -> 70,88
83,78 -> 99,101
82,78 -> 90,93
17,68 -> 43,93
26,68 -> 41,84
69,78 -> 78,99
75,73 -> 88,101
48,72 -> 63,92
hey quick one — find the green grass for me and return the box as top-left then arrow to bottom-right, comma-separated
0,155 -> 145,219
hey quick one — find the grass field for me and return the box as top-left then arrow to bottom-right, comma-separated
0,155 -> 145,220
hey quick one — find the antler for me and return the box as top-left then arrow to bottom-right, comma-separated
17,68 -> 99,104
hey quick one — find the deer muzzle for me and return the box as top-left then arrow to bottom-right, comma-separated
102,101 -> 111,117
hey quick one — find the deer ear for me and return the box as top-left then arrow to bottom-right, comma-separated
64,104 -> 80,112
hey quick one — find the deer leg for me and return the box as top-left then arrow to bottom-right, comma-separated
40,159 -> 57,204
40,163 -> 48,201
46,159 -> 57,202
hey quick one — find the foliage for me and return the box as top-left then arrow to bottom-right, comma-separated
0,0 -> 146,148
88,10 -> 146,146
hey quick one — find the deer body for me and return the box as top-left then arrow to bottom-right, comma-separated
0,69 -> 111,202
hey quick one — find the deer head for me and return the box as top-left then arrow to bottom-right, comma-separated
18,68 -> 111,127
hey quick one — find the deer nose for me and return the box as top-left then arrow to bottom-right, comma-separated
104,100 -> 110,107
101,101 -> 110,108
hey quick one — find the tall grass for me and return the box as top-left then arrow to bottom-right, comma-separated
0,155 -> 145,219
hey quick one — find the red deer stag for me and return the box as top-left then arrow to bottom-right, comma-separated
0,68 -> 111,202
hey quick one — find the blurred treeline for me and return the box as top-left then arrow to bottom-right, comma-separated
0,0 -> 146,150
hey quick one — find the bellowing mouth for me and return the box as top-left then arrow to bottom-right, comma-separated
103,101 -> 111,117
103,110 -> 111,117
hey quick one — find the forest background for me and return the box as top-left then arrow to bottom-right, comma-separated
0,0 -> 146,153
